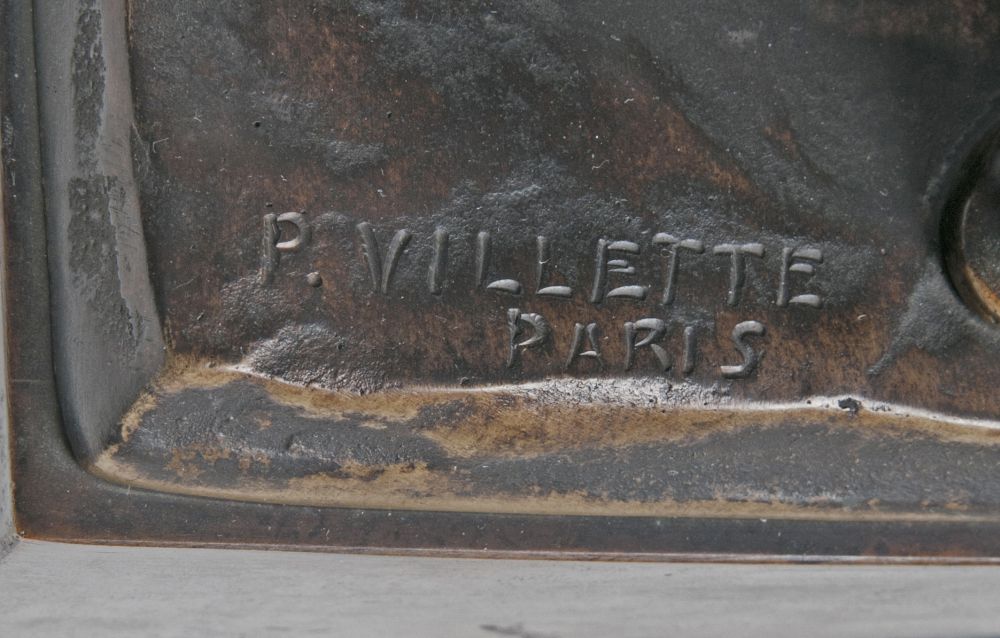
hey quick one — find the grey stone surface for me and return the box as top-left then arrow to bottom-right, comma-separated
0,334 -> 12,559
1,540 -> 999,637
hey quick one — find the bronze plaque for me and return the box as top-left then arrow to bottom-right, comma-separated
7,0 -> 1000,558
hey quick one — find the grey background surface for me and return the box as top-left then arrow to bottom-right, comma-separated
2,540 -> 1000,638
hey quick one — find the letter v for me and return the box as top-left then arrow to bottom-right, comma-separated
357,222 -> 412,294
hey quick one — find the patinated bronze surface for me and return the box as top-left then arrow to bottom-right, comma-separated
5,0 -> 1000,558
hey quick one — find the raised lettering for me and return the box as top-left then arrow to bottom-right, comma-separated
591,239 -> 648,303
260,212 -> 311,285
682,325 -> 697,375
720,320 -> 765,378
428,227 -> 448,295
535,236 -> 572,298
478,231 -> 523,295
624,318 -> 670,371
565,322 -> 604,370
713,243 -> 765,307
357,222 -> 412,294
777,246 -> 823,308
507,308 -> 551,368
653,233 -> 704,305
